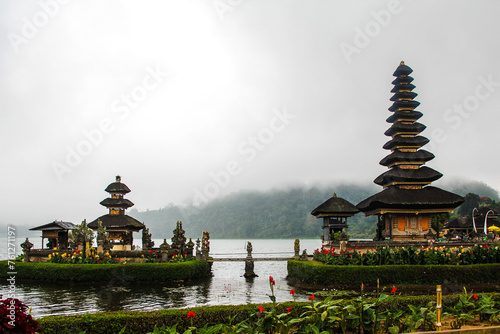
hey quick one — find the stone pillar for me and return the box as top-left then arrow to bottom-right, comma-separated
195,238 -> 202,261
160,239 -> 171,263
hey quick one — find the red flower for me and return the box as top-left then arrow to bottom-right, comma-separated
187,311 -> 196,318
290,289 -> 296,295
287,307 -> 292,313
258,306 -> 265,313
149,250 -> 153,253
309,294 -> 315,301
36,258 -> 39,261
269,276 -> 275,286
473,294 -> 478,300
391,286 -> 397,294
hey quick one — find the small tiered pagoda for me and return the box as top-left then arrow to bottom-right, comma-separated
88,176 -> 144,250
311,194 -> 359,245
357,62 -> 464,241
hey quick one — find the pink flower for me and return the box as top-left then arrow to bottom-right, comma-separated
187,311 -> 196,318
258,306 -> 265,313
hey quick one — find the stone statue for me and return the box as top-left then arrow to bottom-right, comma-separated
300,249 -> 308,261
244,241 -> 257,278
294,238 -> 300,260
246,241 -> 253,257
21,238 -> 34,262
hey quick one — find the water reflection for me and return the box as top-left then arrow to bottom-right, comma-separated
2,239 -> 322,318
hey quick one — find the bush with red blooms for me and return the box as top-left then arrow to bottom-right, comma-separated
0,297 -> 39,334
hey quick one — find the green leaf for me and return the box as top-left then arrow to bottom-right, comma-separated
345,314 -> 360,320
321,310 -> 328,321
388,325 -> 400,334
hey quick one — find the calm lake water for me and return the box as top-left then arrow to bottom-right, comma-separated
0,239 -> 322,318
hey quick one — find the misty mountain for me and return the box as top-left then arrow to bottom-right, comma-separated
128,180 -> 499,240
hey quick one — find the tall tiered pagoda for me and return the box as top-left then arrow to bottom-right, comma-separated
357,62 -> 464,241
88,176 -> 144,250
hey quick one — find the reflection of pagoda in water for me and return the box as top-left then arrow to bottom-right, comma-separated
88,176 -> 144,250
357,62 -> 464,241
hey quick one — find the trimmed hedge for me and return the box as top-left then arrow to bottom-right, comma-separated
287,260 -> 500,286
0,260 -> 210,282
37,303 -> 294,334
36,294 -> 500,333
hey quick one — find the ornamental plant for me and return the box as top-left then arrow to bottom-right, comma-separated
0,297 -> 39,334
313,244 -> 500,266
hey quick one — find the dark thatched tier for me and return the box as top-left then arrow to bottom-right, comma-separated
356,186 -> 464,213
383,135 -> 429,150
379,150 -> 434,167
311,195 -> 359,217
374,166 -> 442,186
30,221 -> 77,231
88,214 -> 144,231
384,122 -> 426,136
388,100 -> 421,111
386,110 -> 423,123
391,83 -> 416,93
105,181 -> 131,194
393,63 -> 413,76
100,198 -> 134,208
389,91 -> 418,101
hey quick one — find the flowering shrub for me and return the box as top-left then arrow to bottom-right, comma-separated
48,250 -> 119,264
170,254 -> 194,263
313,245 -> 500,266
0,297 -> 39,333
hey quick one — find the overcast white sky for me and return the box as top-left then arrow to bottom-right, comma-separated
1,0 -> 500,227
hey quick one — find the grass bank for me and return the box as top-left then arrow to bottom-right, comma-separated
287,260 -> 500,286
0,260 -> 210,282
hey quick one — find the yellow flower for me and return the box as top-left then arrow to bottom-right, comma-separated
48,254 -> 52,259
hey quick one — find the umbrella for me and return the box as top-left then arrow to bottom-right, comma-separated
487,225 -> 500,232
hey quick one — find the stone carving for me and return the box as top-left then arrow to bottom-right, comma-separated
201,231 -> 210,259
300,249 -> 308,261
21,238 -> 34,262
294,238 -> 300,260
244,241 -> 257,278
172,221 -> 187,255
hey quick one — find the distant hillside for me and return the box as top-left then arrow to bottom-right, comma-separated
129,180 -> 499,240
